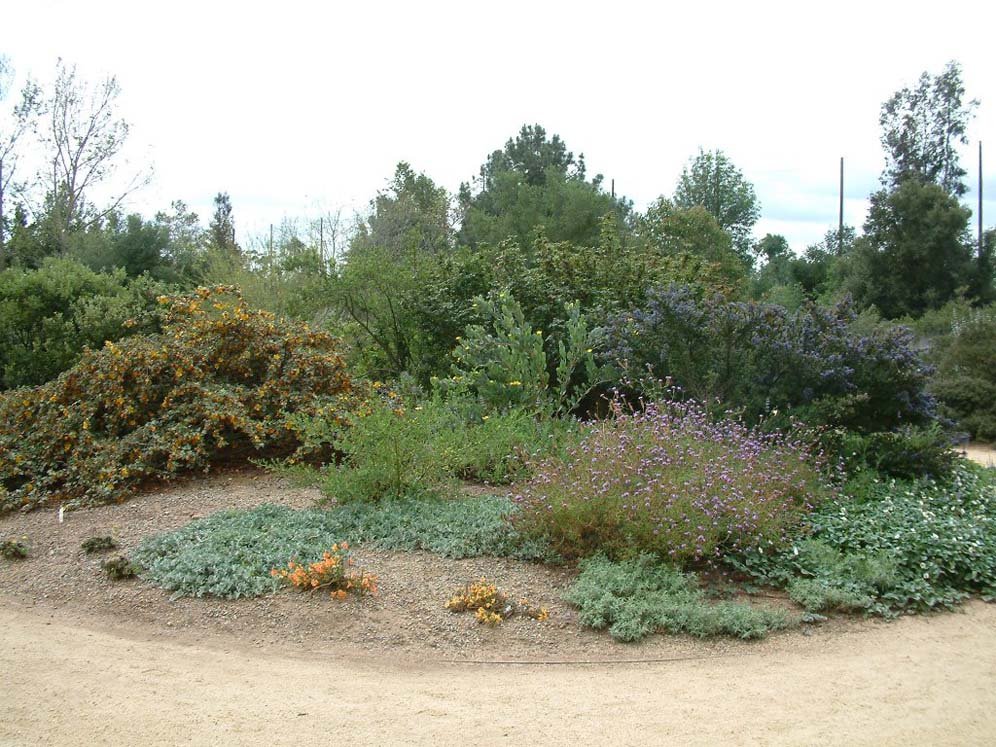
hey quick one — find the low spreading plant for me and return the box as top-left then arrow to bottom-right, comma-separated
513,398 -> 832,563
733,464 -> 996,614
81,536 -> 117,554
0,286 -> 361,513
1,536 -> 29,560
445,577 -> 549,626
102,555 -> 139,580
271,543 -> 377,600
565,554 -> 796,642
133,496 -> 553,599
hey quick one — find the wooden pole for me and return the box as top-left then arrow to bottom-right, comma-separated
839,157 -> 844,255
980,141 -> 984,259
0,157 -> 5,262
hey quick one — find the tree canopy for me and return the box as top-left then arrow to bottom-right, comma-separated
879,60 -> 977,197
673,148 -> 760,263
457,124 -> 629,249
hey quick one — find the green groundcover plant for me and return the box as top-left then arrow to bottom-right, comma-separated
732,464 -> 996,614
565,554 -> 796,642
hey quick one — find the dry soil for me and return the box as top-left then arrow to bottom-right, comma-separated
2,464 -> 996,746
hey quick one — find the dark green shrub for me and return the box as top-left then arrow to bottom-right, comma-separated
0,286 -> 362,513
835,423 -> 957,479
81,536 -> 117,554
605,287 -> 937,435
0,257 -> 164,389
931,313 -> 996,441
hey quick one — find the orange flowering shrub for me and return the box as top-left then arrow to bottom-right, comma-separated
0,286 -> 364,513
445,577 -> 549,626
270,543 -> 378,600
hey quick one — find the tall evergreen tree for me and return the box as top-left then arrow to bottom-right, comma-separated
208,192 -> 239,255
673,148 -> 760,263
457,124 -> 629,249
879,61 -> 977,197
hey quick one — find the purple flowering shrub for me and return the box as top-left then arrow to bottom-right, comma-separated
604,285 -> 937,434
512,399 -> 832,564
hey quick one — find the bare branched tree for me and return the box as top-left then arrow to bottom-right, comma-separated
42,60 -> 151,243
0,55 -> 42,258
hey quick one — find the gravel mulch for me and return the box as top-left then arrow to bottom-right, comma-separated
0,469 -> 857,664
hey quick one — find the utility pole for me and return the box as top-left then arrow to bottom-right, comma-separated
0,157 -> 5,262
980,141 -> 984,259
611,178 -> 615,199
839,157 -> 844,255
319,216 -> 325,272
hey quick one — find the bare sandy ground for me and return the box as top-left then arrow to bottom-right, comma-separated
3,599 -> 995,747
964,443 -> 996,468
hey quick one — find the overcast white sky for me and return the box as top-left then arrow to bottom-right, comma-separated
3,0 -> 994,252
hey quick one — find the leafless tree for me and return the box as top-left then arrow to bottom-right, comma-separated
0,55 -> 42,259
42,60 -> 151,243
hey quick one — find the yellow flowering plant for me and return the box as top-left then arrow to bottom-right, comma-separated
445,577 -> 549,626
0,286 -> 366,514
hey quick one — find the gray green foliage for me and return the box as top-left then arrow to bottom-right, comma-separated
564,554 -> 795,642
132,496 -> 554,598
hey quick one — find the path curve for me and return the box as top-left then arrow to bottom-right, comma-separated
3,600 -> 995,746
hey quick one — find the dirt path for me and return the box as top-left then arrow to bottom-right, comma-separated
3,599 -> 995,746
964,443 -> 996,469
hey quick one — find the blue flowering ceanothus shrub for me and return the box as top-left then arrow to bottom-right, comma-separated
604,285 -> 937,435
